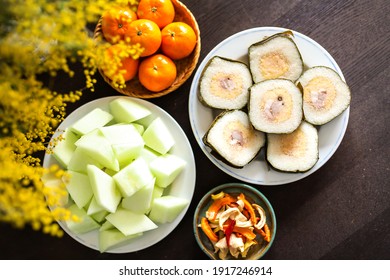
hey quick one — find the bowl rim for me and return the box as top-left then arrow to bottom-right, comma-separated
193,182 -> 277,260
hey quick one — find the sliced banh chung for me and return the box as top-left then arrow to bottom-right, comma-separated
199,56 -> 253,109
203,110 -> 265,168
266,121 -> 319,172
248,31 -> 303,83
248,79 -> 302,134
297,66 -> 351,125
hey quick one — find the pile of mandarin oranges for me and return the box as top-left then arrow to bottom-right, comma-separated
100,0 -> 197,92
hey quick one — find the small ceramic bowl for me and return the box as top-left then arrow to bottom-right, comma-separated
193,183 -> 276,260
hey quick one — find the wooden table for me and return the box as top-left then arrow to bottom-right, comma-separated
1,0 -> 389,260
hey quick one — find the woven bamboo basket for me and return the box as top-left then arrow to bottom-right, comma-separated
93,0 -> 201,99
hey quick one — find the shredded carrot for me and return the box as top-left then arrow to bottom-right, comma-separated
206,194 -> 236,221
200,217 -> 218,242
237,193 -> 257,225
233,226 -> 256,240
263,223 -> 271,242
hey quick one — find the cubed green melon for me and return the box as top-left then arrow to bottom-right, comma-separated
121,178 -> 155,214
99,229 -> 142,253
149,196 -> 189,224
106,208 -> 158,236
149,154 -> 186,188
100,220 -> 115,232
87,164 -> 121,213
65,203 -> 100,234
142,117 -> 175,155
91,210 -> 109,223
113,157 -> 154,197
75,129 -> 119,171
100,124 -> 145,167
69,108 -> 113,136
68,147 -> 103,174
41,177 -> 69,207
139,147 -> 160,164
52,128 -> 79,168
109,98 -> 151,123
65,171 -> 93,209
87,196 -> 105,216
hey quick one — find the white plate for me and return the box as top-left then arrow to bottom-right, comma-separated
189,27 -> 349,185
43,96 -> 196,253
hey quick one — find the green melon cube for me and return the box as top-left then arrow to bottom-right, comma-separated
87,164 -> 121,213
100,124 -> 145,167
121,178 -> 155,214
149,154 -> 186,188
41,176 -> 69,207
143,117 -> 175,155
109,98 -> 151,123
87,196 -> 105,216
99,229 -> 142,253
139,147 -> 160,164
69,108 -> 113,136
65,171 -> 93,209
113,157 -> 154,197
149,196 -> 189,224
91,210 -> 109,223
52,128 -> 79,168
106,208 -> 158,236
65,203 -> 100,234
75,129 -> 119,171
100,220 -> 115,232
68,147 -> 103,174
130,123 -> 145,135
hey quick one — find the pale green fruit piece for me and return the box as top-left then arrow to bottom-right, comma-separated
100,124 -> 145,167
91,210 -> 109,223
113,143 -> 144,168
87,164 -> 121,213
100,220 -> 115,232
149,196 -> 189,224
149,154 -> 186,188
109,97 -> 151,123
152,186 -> 164,200
139,147 -> 160,164
65,171 -> 93,209
65,203 -> 100,234
68,147 -> 103,174
41,176 -> 69,207
106,208 -> 158,236
75,129 -> 119,171
99,124 -> 143,145
142,117 -> 175,155
99,229 -> 142,253
131,123 -> 145,135
52,128 -> 79,168
87,196 -> 105,216
69,108 -> 113,136
113,157 -> 154,197
121,178 -> 155,214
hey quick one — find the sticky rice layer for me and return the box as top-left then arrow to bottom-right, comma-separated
267,121 -> 319,172
298,66 -> 351,125
203,110 -> 265,167
248,79 -> 303,134
199,56 -> 253,110
249,36 -> 303,83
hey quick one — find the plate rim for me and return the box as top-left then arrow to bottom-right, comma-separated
188,26 -> 350,186
43,96 -> 196,253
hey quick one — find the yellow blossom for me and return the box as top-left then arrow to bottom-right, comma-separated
1,0 -> 142,237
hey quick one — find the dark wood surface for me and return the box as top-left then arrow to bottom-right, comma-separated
1,0 -> 389,260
